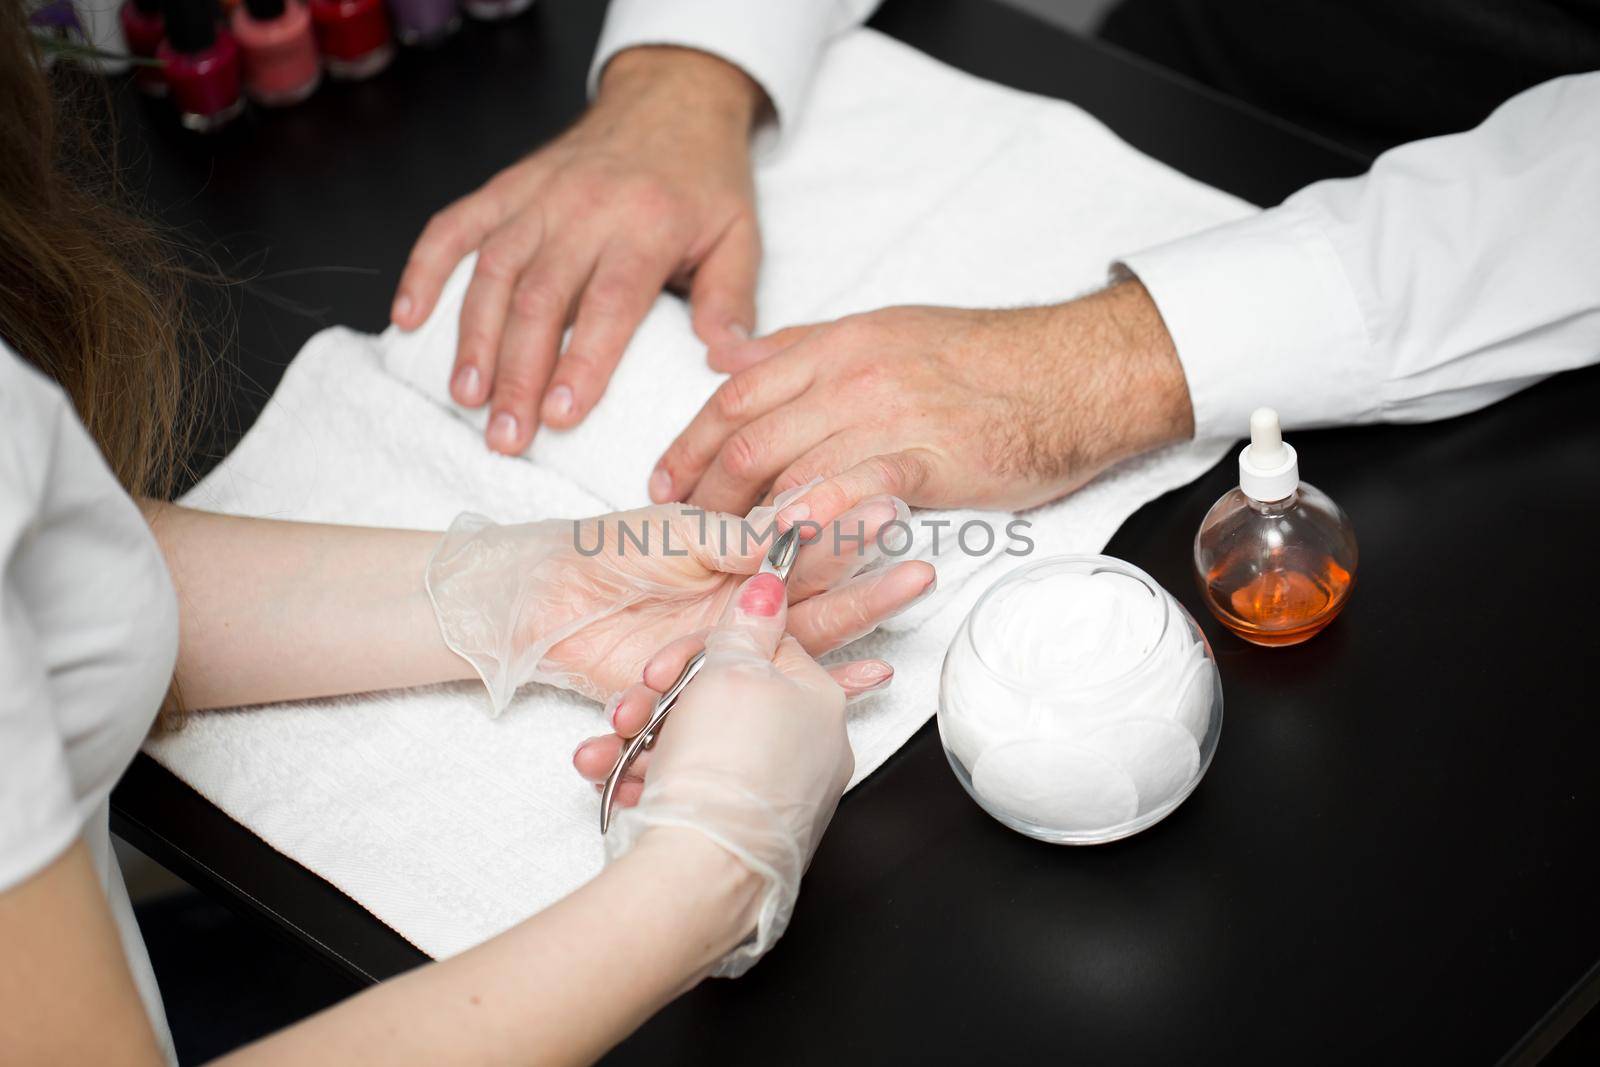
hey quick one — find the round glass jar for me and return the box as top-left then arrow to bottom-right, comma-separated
937,555 -> 1222,844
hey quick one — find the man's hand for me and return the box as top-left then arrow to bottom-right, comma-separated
392,47 -> 767,454
649,280 -> 1196,523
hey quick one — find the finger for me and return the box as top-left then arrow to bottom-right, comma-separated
542,243 -> 678,429
704,572 -> 787,666
450,216 -> 546,407
775,447 -> 939,530
690,216 -> 761,348
573,733 -> 631,782
394,193 -> 511,331
650,353 -> 814,503
785,495 -> 906,600
788,559 -> 936,654
486,232 -> 600,454
705,322 -> 817,375
603,682 -> 662,741
640,633 -> 710,694
688,400 -> 838,517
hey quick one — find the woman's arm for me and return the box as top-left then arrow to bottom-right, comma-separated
222,827 -> 758,1065
142,503 -> 473,710
1,829 -> 757,1067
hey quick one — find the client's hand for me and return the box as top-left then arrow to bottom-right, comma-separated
648,280 -> 1197,525
602,572 -> 856,976
427,498 -> 933,712
391,46 -> 767,453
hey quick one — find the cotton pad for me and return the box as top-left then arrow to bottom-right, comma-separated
971,739 -> 1139,831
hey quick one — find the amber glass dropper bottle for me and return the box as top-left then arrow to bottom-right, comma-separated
1193,408 -> 1358,646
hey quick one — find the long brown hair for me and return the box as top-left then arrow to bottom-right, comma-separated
0,0 -> 205,500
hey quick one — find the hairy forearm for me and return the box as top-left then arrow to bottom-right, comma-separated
142,503 -> 471,710
599,45 -> 769,136
220,829 -> 760,1066
1041,278 -> 1195,474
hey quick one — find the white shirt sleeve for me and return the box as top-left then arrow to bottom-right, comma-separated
0,415 -> 80,893
1120,73 -> 1600,440
589,0 -> 881,140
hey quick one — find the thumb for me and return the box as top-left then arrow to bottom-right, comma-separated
690,216 -> 760,348
704,572 -> 787,667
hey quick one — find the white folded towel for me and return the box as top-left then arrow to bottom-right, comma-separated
152,28 -> 1249,961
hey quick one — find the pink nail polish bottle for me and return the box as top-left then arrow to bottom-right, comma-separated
157,0 -> 246,133
119,0 -> 168,95
231,0 -> 320,106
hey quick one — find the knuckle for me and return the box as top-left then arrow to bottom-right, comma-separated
476,242 -> 523,282
844,358 -> 886,392
493,375 -> 538,410
712,374 -> 756,421
421,209 -> 458,244
458,328 -> 498,363
556,352 -> 600,387
582,276 -> 637,320
510,279 -> 565,320
720,430 -> 766,480
867,454 -> 907,490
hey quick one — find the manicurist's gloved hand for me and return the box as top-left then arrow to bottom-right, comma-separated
426,497 -> 933,713
648,280 -> 1197,525
603,572 -> 856,976
391,46 -> 767,454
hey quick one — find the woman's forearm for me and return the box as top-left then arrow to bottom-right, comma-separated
143,503 -> 472,710
218,829 -> 761,1066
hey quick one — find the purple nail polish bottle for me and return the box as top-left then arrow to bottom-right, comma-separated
386,0 -> 457,45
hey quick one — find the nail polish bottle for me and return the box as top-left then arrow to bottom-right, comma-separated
231,0 -> 320,105
460,0 -> 530,21
388,0 -> 458,46
308,0 -> 394,79
1193,407 -> 1358,647
158,0 -> 245,133
120,0 -> 167,94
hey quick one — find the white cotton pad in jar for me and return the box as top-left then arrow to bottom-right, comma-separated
936,554 -> 1222,844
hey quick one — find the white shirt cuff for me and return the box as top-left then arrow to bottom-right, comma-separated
1118,206 -> 1379,441
590,0 -> 836,152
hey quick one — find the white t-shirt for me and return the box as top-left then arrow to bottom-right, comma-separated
0,342 -> 180,1062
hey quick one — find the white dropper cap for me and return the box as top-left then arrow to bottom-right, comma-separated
1238,407 -> 1299,502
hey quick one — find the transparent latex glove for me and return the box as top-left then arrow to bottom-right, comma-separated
604,572 -> 854,977
426,488 -> 932,713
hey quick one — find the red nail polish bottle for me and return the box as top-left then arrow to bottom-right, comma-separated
119,0 -> 168,95
158,0 -> 246,132
232,0 -> 320,106
308,0 -> 393,80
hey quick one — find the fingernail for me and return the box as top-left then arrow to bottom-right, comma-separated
392,294 -> 412,323
544,384 -> 574,420
648,468 -> 672,503
737,573 -> 785,617
603,693 -> 622,729
489,412 -> 519,450
728,321 -> 751,341
453,365 -> 480,402
572,737 -> 596,764
909,573 -> 939,608
777,501 -> 810,529
852,661 -> 894,693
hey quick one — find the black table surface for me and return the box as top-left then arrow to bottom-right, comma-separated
107,1 -> 1600,1062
